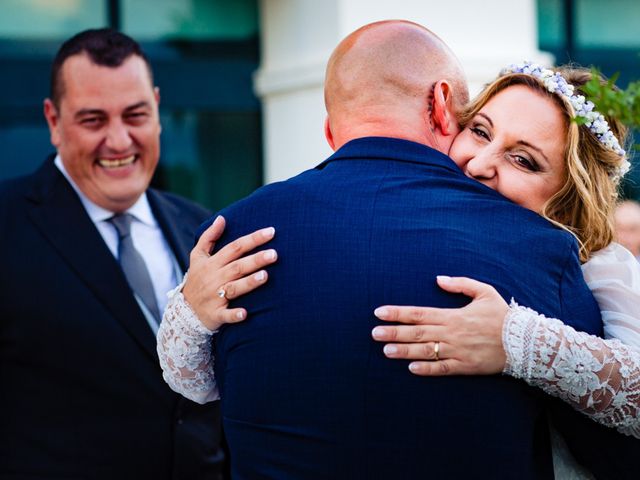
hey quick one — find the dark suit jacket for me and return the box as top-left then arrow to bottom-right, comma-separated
208,137 -> 638,479
0,157 -> 225,480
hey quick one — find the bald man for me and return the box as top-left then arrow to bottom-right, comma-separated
616,200 -> 640,259
168,21 -> 635,479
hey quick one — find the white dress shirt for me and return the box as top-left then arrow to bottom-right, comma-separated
55,155 -> 181,333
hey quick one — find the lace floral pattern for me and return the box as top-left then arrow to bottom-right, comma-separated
156,278 -> 220,404
503,300 -> 640,438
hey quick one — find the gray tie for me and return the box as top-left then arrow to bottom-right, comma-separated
109,213 -> 161,324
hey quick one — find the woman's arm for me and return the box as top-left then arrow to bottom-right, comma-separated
157,279 -> 220,404
504,300 -> 639,438
157,216 -> 277,404
372,274 -> 640,438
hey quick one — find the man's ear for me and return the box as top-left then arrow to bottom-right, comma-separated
432,80 -> 458,137
324,116 -> 336,151
43,98 -> 61,147
154,87 -> 162,134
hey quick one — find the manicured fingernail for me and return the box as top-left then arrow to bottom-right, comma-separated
409,363 -> 420,372
236,311 -> 246,320
262,227 -> 275,238
383,345 -> 398,355
374,307 -> 389,318
372,327 -> 386,339
437,275 -> 452,284
254,271 -> 266,282
263,249 -> 277,261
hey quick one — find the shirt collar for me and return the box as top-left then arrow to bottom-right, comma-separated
54,154 -> 156,227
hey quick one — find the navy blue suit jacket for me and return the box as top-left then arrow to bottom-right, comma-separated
0,157 -> 225,480
210,138 -> 638,479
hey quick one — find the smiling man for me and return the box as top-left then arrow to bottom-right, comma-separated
0,29 -> 225,479
44,34 -> 162,214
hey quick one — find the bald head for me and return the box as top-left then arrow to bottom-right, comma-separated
324,20 -> 468,149
615,200 -> 640,257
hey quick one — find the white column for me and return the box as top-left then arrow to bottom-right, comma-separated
255,0 -> 339,183
255,0 -> 552,183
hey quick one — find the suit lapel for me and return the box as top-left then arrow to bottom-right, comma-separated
25,159 -> 158,360
147,190 -> 195,273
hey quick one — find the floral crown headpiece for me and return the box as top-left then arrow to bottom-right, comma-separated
500,61 -> 630,181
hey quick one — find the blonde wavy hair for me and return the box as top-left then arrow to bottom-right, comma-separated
458,67 -> 629,262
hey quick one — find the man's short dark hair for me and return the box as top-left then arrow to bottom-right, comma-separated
50,28 -> 154,108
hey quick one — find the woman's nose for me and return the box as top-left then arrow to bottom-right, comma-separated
465,150 -> 498,182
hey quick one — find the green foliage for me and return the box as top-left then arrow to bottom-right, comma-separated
582,69 -> 640,200
581,69 -> 640,132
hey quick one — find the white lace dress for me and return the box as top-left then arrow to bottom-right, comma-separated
157,243 -> 640,439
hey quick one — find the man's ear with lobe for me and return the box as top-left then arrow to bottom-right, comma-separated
43,98 -> 62,147
324,116 -> 336,151
431,80 -> 459,138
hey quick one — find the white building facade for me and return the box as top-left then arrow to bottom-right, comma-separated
255,0 -> 552,182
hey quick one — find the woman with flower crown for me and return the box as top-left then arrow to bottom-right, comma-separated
371,62 -> 640,440
157,61 -> 640,442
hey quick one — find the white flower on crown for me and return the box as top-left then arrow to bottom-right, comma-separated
500,61 -> 629,181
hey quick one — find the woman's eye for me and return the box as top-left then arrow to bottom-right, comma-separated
470,127 -> 489,140
514,155 -> 539,172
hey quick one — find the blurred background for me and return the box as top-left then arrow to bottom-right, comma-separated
0,0 -> 638,210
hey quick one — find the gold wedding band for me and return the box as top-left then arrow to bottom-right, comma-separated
434,341 -> 440,361
216,288 -> 227,299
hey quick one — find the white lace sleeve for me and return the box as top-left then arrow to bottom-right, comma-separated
502,243 -> 640,438
157,277 -> 220,404
503,301 -> 640,438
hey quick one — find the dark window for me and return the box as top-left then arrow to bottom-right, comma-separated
538,0 -> 640,199
0,0 -> 262,211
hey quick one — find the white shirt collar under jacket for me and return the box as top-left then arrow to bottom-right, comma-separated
54,154 -> 155,228
54,154 -> 181,333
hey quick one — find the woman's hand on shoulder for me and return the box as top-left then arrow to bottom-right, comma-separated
371,276 -> 508,376
182,216 -> 278,331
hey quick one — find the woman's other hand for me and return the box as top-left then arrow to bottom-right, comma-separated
371,276 -> 508,376
182,216 -> 277,331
